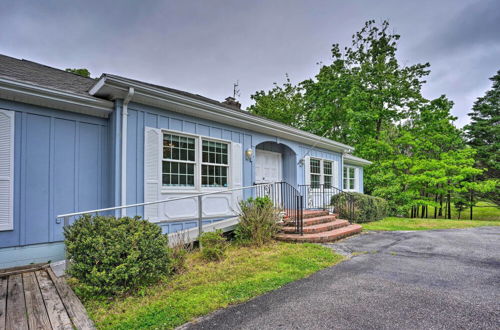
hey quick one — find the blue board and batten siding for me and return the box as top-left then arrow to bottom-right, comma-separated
0,96 -> 358,267
123,102 -> 344,233
0,100 -> 110,258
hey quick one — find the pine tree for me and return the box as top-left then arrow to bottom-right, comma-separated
465,70 -> 500,203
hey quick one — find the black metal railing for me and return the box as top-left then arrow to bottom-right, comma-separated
255,182 -> 304,235
298,184 -> 354,222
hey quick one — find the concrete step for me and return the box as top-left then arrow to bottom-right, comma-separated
275,224 -> 362,243
282,219 -> 350,234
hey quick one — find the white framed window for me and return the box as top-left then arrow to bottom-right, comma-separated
162,133 -> 196,187
310,158 -> 321,188
323,160 -> 333,188
161,130 -> 230,189
201,140 -> 229,187
343,165 -> 357,191
307,157 -> 338,189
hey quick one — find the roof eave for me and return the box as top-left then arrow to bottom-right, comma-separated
0,77 -> 113,118
90,75 -> 355,153
343,154 -> 372,166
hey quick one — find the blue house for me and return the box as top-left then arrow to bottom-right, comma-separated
0,54 -> 371,268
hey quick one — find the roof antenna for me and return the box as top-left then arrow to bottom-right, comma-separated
233,80 -> 240,99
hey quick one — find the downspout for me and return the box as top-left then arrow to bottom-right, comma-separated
121,87 -> 134,217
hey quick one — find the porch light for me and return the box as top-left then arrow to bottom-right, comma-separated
245,148 -> 253,161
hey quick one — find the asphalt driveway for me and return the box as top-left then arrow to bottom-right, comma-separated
182,227 -> 500,330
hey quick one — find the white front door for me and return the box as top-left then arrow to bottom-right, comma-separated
255,150 -> 282,184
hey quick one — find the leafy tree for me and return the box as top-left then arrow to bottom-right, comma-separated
249,20 -> 495,215
65,68 -> 91,78
464,70 -> 499,203
249,75 -> 306,128
301,20 -> 430,152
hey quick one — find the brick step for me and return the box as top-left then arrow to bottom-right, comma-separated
283,215 -> 338,227
281,219 -> 349,234
285,210 -> 330,219
275,224 -> 362,243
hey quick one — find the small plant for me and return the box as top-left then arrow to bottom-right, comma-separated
199,230 -> 228,261
64,214 -> 170,298
235,196 -> 280,246
169,231 -> 192,273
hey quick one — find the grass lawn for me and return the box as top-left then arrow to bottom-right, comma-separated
84,242 -> 343,329
362,217 -> 500,231
427,201 -> 499,221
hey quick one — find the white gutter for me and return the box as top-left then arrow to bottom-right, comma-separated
121,87 -> 134,217
0,76 -> 113,117
90,75 -> 354,153
343,153 -> 372,166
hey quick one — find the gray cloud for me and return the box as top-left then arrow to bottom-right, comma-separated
0,0 -> 498,127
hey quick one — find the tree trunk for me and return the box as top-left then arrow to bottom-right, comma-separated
470,189 -> 474,220
375,118 -> 383,140
438,194 -> 443,217
447,191 -> 451,219
434,194 -> 438,219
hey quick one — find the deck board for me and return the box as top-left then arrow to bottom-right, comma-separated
47,269 -> 95,330
23,272 -> 52,329
35,271 -> 73,330
0,267 -> 94,330
6,274 -> 28,330
0,277 -> 7,329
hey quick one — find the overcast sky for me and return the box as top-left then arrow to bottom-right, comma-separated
1,0 -> 499,127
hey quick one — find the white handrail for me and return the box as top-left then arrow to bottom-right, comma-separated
56,183 -> 273,219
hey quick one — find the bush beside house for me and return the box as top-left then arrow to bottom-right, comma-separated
64,215 -> 171,298
235,196 -> 280,246
332,192 -> 388,223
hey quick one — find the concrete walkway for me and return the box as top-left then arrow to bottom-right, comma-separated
182,227 -> 500,329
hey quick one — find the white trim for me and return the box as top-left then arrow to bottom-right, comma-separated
343,165 -> 358,192
90,75 -> 356,153
344,153 -> 372,166
307,157 -> 339,189
121,88 -> 134,217
254,149 -> 282,184
167,217 -> 239,246
0,77 -> 113,118
0,109 -> 14,231
159,129 -> 233,193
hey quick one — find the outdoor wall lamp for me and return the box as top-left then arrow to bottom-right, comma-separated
245,148 -> 253,161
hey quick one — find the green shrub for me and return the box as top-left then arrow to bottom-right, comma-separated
235,196 -> 280,246
64,215 -> 170,298
199,230 -> 228,261
331,192 -> 388,223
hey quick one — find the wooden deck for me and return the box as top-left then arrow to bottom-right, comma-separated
0,265 -> 94,330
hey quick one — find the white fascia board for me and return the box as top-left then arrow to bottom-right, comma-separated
343,154 -> 372,166
91,76 -> 355,153
0,77 -> 114,118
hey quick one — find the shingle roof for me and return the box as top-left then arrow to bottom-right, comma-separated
102,74 -> 244,111
0,54 -> 96,96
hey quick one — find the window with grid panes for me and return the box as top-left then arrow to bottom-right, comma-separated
310,158 -> 321,188
162,134 -> 196,186
202,140 -> 229,187
323,160 -> 333,188
343,166 -> 356,190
